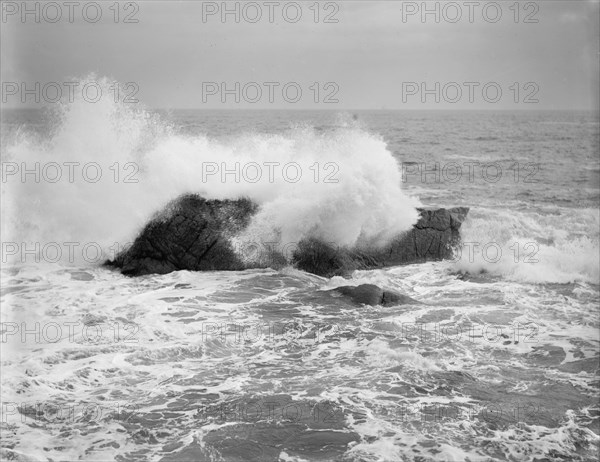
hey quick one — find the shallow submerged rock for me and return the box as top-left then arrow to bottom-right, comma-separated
107,194 -> 468,277
327,284 -> 420,306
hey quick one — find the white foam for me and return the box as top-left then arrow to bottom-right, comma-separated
453,207 -> 600,284
2,76 -> 421,265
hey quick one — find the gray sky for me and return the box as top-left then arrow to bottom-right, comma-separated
1,0 -> 599,109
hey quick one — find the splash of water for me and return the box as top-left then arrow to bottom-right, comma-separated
1,77 -> 421,265
453,207 -> 600,284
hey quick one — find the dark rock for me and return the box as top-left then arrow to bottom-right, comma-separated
291,238 -> 378,278
108,194 -> 259,276
329,284 -> 420,306
107,194 -> 468,278
378,207 -> 469,264
293,207 -> 469,277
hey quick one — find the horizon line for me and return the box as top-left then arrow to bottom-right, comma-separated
1,107 -> 598,113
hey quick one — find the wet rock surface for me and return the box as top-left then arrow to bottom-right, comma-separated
327,284 -> 420,306
107,194 -> 468,278
107,194 -> 258,276
293,207 -> 469,277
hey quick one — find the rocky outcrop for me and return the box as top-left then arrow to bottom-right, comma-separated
326,284 -> 420,306
107,195 -> 258,276
107,194 -> 468,277
379,207 -> 469,264
292,207 -> 469,277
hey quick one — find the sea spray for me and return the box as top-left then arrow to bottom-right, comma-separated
453,207 -> 600,284
1,77 -> 421,266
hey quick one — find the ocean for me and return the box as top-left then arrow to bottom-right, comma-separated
1,96 -> 599,461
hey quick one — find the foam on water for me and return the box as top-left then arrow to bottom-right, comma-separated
453,207 -> 600,284
1,259 -> 599,460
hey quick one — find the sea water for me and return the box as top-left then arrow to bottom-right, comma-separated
1,83 -> 599,461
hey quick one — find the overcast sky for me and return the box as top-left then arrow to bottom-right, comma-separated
1,0 -> 599,109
